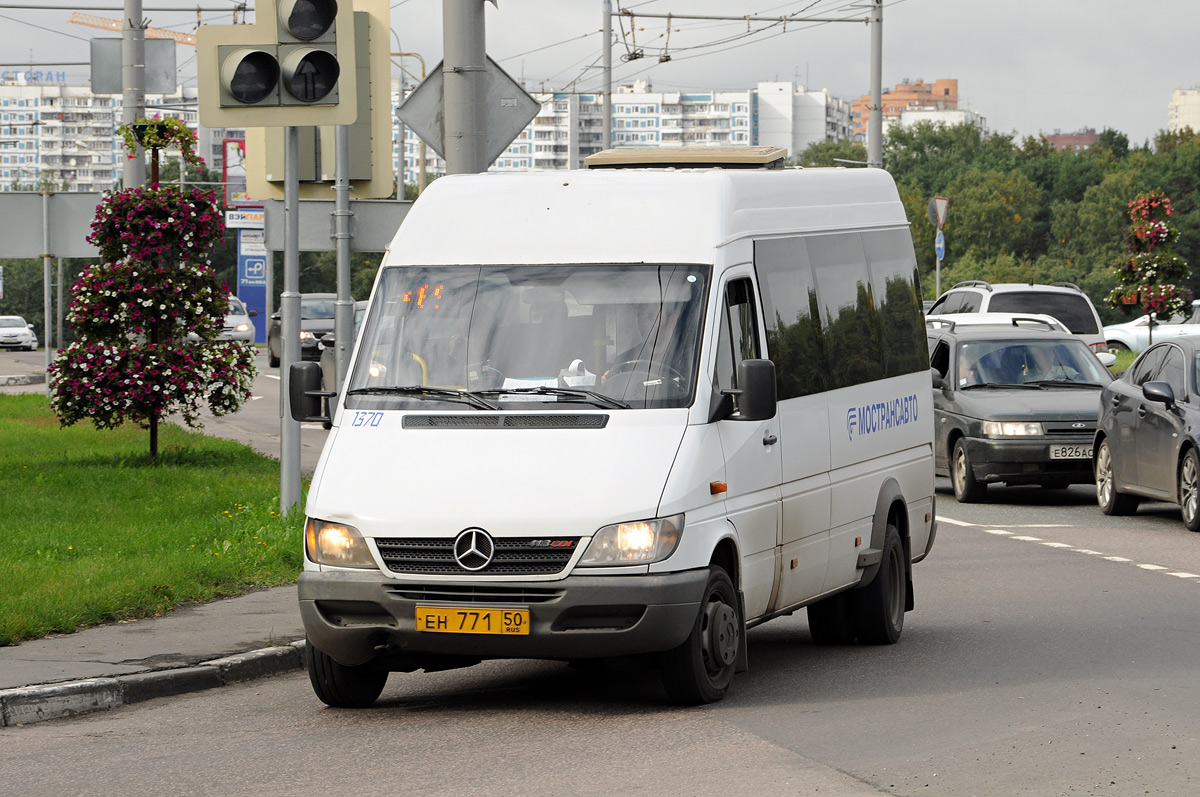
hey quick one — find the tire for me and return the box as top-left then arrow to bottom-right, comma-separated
658,566 -> 740,705
807,592 -> 856,645
1107,341 -> 1130,352
268,342 -> 280,368
851,523 -> 907,645
305,639 -> 388,708
1096,439 -> 1139,516
1179,448 -> 1200,532
952,438 -> 986,503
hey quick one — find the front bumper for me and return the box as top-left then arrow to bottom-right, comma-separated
299,568 -> 709,667
963,435 -> 1094,485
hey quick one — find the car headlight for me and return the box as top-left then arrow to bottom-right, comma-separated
235,323 -> 251,333
299,331 -> 316,341
304,518 -> 378,568
983,421 -> 1045,437
580,514 -> 683,565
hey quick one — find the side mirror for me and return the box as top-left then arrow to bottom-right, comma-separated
930,367 -> 945,390
248,310 -> 259,318
1095,351 -> 1117,368
1142,380 -> 1175,408
733,359 -> 777,421
290,361 -> 333,426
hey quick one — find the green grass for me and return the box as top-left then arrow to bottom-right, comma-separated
0,394 -> 304,646
1111,348 -> 1137,374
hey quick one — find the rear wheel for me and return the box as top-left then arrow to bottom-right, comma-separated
306,640 -> 388,708
851,523 -> 906,645
1096,439 -> 1139,516
952,438 -> 986,503
659,567 -> 740,705
807,592 -> 856,644
1179,448 -> 1200,532
1107,341 -> 1129,352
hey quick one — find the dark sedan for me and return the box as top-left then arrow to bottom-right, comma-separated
928,321 -> 1114,502
267,293 -> 342,368
1095,335 -> 1200,531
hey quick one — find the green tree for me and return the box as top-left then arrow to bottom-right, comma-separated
791,140 -> 868,167
942,169 -> 1042,262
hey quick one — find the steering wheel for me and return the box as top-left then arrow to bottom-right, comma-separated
600,359 -> 686,399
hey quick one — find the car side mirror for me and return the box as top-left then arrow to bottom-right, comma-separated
930,367 -> 945,390
731,359 -> 777,421
289,361 -> 334,427
248,310 -> 259,318
1094,351 -> 1117,368
1142,380 -> 1176,408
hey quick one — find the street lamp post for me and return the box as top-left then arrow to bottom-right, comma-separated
393,52 -> 428,195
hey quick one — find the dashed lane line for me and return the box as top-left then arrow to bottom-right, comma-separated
944,518 -> 1198,586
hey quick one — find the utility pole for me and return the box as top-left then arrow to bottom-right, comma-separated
867,0 -> 883,168
121,0 -> 146,188
602,0 -> 611,150
442,0 -> 489,174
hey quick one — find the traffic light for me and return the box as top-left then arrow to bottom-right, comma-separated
197,0 -> 359,128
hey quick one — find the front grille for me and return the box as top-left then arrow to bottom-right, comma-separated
375,536 -> 581,576
385,584 -> 564,603
404,414 -> 608,429
1044,423 -> 1095,436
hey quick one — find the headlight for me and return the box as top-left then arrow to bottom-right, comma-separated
299,331 -> 316,341
580,514 -> 683,565
304,518 -> 377,568
983,421 -> 1045,437
235,323 -> 251,333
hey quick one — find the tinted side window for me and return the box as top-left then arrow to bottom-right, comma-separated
930,292 -> 963,314
958,292 -> 983,312
1130,346 -> 1166,386
809,233 -> 885,389
755,238 -> 830,399
988,292 -> 1099,334
714,278 -> 761,413
863,229 -> 928,378
1158,347 -> 1186,399
930,340 -> 950,378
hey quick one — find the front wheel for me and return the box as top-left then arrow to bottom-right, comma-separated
658,567 -> 740,705
1179,448 -> 1200,532
306,640 -> 389,708
851,523 -> 907,645
1096,439 -> 1139,516
952,438 -> 986,503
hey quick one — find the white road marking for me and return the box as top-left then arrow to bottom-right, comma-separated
265,374 -> 280,381
941,515 -> 1198,587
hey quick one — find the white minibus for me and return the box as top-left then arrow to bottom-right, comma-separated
290,146 -> 938,706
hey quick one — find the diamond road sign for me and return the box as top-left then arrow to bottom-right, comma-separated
397,55 -> 539,165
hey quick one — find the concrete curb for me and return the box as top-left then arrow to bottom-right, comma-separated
0,374 -> 45,386
0,639 -> 305,727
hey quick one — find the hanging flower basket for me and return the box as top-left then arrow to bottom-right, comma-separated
1119,292 -> 1140,305
117,115 -> 205,170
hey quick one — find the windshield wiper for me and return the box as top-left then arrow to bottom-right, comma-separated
1026,380 -> 1104,388
476,386 -> 631,409
345,385 -> 500,410
960,382 -> 1039,390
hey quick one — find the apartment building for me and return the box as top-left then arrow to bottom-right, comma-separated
394,79 -> 851,183
1168,89 -> 1200,134
0,77 -> 201,193
850,78 -> 958,141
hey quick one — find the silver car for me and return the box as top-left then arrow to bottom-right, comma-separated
219,295 -> 257,342
0,316 -> 38,351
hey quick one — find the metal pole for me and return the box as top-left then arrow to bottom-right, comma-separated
56,257 -> 63,351
396,66 -> 406,198
121,0 -> 146,188
867,0 -> 883,168
603,0 -> 612,150
333,125 -> 354,393
442,0 -> 488,174
280,126 -> 302,515
41,189 -> 52,387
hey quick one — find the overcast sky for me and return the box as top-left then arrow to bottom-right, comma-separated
3,0 -> 1198,146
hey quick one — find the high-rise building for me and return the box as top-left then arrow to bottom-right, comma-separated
850,78 -> 958,141
1168,89 -> 1200,134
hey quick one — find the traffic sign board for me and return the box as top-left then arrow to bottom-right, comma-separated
935,229 -> 946,260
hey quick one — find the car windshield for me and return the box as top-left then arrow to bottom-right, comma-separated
301,298 -> 337,319
0,316 -> 26,328
956,339 -> 1112,388
346,264 -> 710,410
229,297 -> 246,315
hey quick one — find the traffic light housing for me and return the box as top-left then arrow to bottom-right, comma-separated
198,0 -> 358,127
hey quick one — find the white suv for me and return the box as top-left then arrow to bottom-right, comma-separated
927,281 -> 1106,352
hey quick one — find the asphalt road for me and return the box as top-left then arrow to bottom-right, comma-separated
4,480 -> 1199,796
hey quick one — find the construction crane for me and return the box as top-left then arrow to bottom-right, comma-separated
68,12 -> 198,46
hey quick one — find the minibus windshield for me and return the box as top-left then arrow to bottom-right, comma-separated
346,264 -> 710,410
